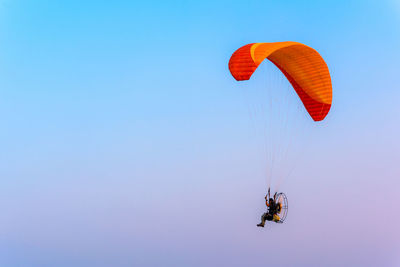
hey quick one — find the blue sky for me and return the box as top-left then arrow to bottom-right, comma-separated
0,0 -> 399,266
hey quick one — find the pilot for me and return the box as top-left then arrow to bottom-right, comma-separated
257,196 -> 281,227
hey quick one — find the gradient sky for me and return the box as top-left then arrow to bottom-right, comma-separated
0,0 -> 399,266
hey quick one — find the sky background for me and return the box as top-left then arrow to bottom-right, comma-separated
0,0 -> 399,266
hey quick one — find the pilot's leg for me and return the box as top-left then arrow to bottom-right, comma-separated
257,213 -> 268,227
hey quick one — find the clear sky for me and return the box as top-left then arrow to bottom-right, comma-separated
0,0 -> 399,266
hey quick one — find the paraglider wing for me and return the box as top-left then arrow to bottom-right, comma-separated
228,42 -> 332,121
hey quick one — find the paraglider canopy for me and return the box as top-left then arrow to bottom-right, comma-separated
229,42 -> 332,121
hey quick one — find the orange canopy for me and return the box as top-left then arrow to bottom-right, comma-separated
229,42 -> 332,121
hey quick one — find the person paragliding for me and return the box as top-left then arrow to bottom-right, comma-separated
257,188 -> 284,227
228,41 -> 331,226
